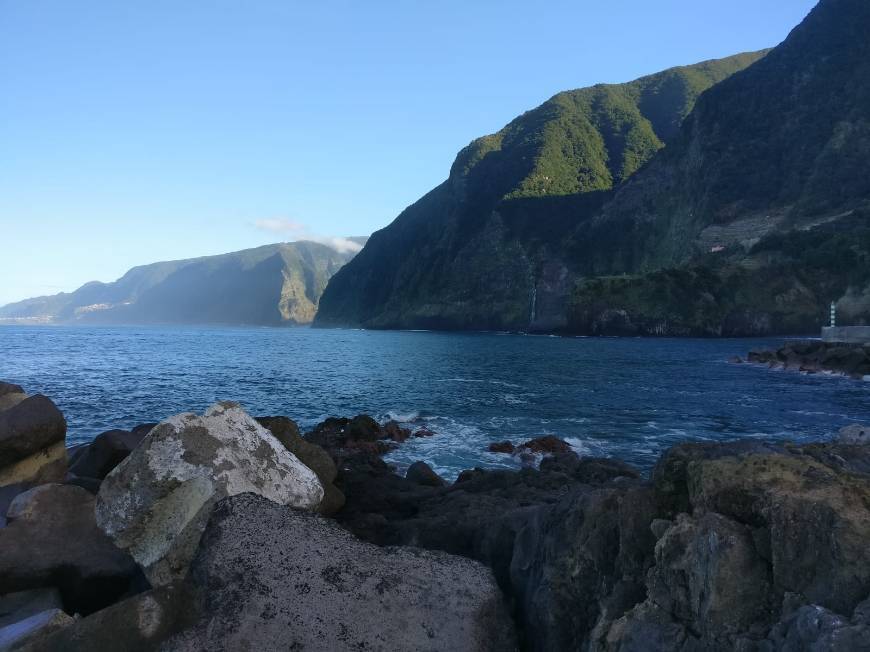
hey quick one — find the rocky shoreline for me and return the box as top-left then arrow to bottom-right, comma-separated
746,340 -> 870,380
0,380 -> 869,650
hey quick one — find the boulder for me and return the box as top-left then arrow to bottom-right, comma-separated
0,395 -> 67,487
14,585 -> 189,652
95,402 -> 323,586
163,493 -> 518,652
0,588 -> 63,628
256,416 -> 345,515
406,461 -> 446,487
0,608 -> 73,650
0,385 -> 25,413
67,429 -> 147,482
839,423 -> 870,445
305,414 -> 401,466
518,435 -> 572,455
488,441 -> 515,454
0,484 -> 138,615
383,419 -> 411,442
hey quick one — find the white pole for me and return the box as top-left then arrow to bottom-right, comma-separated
830,301 -> 836,328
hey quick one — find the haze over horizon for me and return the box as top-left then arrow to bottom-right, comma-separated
1,0 -> 816,306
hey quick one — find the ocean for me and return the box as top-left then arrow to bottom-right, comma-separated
2,325 -> 868,480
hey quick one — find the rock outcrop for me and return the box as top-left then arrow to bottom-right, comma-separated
163,493 -> 517,651
95,402 -> 323,586
748,340 -> 870,379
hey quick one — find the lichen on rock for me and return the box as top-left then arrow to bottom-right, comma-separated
95,401 -> 323,586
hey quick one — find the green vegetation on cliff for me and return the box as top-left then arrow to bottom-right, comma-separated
319,0 -> 870,335
569,212 -> 870,335
0,240 -> 365,326
315,52 -> 766,330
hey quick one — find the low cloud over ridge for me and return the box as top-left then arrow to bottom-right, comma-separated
253,218 -> 364,254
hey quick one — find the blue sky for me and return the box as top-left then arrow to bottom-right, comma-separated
0,0 -> 817,305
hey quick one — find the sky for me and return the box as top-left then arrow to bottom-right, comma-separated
0,0 -> 818,306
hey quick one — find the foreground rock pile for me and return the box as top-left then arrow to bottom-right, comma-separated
748,340 -> 870,379
1,379 -> 870,651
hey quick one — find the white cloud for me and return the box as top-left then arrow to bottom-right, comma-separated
252,218 -> 364,254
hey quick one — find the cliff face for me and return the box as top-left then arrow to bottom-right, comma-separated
314,53 -> 767,331
318,0 -> 870,335
0,240 -> 365,326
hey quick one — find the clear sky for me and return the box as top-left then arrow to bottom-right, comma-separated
0,0 -> 818,306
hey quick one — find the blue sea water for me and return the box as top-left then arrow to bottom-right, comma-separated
1,325 -> 868,480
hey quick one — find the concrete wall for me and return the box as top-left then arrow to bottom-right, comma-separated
822,326 -> 870,344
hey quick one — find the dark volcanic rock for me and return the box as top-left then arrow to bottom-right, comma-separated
606,438 -> 870,650
163,493 -> 518,651
17,585 -> 191,652
305,414 -> 400,467
336,458 -> 654,649
519,435 -> 572,455
0,484 -> 139,615
748,340 -> 870,379
0,395 -> 66,466
67,429 -> 146,482
488,441 -> 516,454
406,461 -> 446,487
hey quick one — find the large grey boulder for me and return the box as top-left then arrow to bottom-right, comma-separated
165,493 -> 518,652
0,393 -> 66,488
95,402 -> 323,587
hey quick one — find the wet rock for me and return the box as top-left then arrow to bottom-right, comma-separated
383,420 -> 411,442
519,435 -> 572,455
95,402 -> 323,587
488,441 -> 515,454
413,425 -> 436,437
163,493 -> 518,652
406,461 -> 446,487
305,415 -> 403,467
748,341 -> 870,379
0,484 -> 138,615
0,395 -> 67,488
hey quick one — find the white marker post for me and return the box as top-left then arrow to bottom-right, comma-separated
830,301 -> 836,328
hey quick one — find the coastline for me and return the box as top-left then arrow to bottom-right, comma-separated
1,380 -> 870,649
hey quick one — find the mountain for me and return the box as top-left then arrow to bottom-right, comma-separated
313,51 -> 767,330
564,0 -> 870,334
1,239 -> 367,326
317,0 -> 870,335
